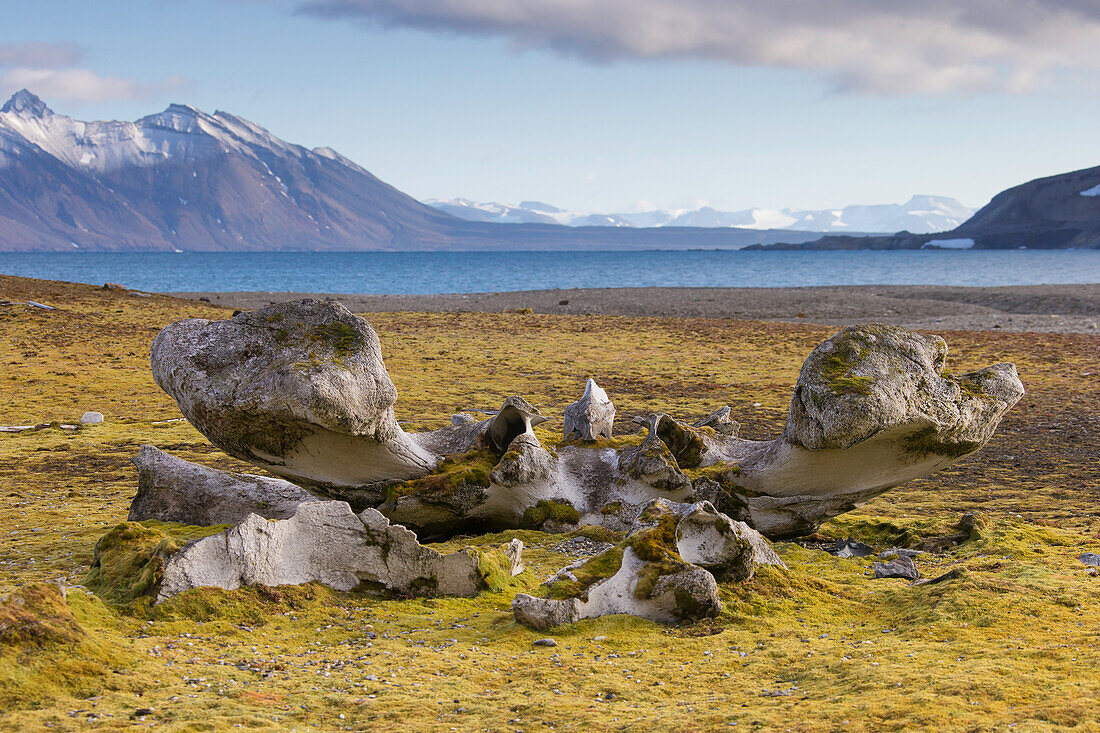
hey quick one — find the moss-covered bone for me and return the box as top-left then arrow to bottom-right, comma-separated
149,308 -> 1022,543
151,299 -> 436,487
717,324 -> 1026,537
513,508 -> 747,629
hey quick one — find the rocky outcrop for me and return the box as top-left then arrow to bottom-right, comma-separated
157,501 -> 522,602
563,379 -> 615,441
129,445 -> 315,525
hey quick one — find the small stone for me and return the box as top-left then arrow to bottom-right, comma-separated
879,547 -> 924,560
533,638 -> 558,647
873,556 -> 919,580
80,411 -> 104,425
592,635 -> 607,642
1078,553 -> 1100,567
832,538 -> 874,558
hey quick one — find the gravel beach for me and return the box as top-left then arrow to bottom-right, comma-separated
174,283 -> 1100,333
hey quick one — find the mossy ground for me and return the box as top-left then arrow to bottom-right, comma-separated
1,275 -> 1099,731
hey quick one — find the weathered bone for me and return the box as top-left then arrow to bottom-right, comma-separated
563,378 -> 615,440
692,406 -> 740,436
150,302 -> 1023,540
129,444 -> 317,525
157,501 -> 523,602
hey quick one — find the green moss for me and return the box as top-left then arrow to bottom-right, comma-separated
473,548 -> 528,592
83,521 -> 230,609
820,515 -> 951,548
622,513 -> 691,602
556,433 -> 644,450
0,584 -> 84,649
820,342 -> 872,396
309,322 -> 363,357
153,583 -> 334,624
388,449 -> 496,500
683,461 -> 740,483
903,426 -> 982,459
600,501 -> 623,515
568,525 -> 625,544
546,545 -> 626,600
522,499 -> 581,528
83,523 -> 179,607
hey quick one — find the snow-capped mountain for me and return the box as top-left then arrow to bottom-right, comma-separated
426,196 -> 976,234
0,89 -> 469,251
0,90 -> 836,252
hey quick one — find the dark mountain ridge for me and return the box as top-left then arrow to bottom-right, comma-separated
754,165 -> 1100,250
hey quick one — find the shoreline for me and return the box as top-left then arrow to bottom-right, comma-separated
172,283 -> 1100,334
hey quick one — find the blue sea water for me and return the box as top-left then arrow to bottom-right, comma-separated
1,250 -> 1099,293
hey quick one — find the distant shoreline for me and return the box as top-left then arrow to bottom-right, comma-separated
173,283 -> 1100,334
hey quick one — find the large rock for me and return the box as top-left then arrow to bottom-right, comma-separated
129,445 -> 315,525
675,502 -> 760,581
151,299 -> 437,488
157,501 -> 520,602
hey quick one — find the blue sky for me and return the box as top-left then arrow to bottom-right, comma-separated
2,0 -> 1100,212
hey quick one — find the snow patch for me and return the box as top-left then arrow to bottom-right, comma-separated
922,238 -> 975,249
1080,184 -> 1100,197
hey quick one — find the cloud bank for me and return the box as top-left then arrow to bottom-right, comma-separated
0,42 -> 191,104
294,0 -> 1100,95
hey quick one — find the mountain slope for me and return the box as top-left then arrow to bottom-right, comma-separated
425,195 -> 975,234
0,91 -> 834,252
0,90 -> 462,251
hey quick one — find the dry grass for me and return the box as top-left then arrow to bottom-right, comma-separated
1,274 -> 1099,732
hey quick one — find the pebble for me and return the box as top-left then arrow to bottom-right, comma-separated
533,638 -> 558,647
879,547 -> 925,560
80,411 -> 104,425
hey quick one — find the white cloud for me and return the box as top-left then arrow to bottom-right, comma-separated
0,68 -> 191,104
0,42 -> 192,104
294,0 -> 1100,95
0,42 -> 84,68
